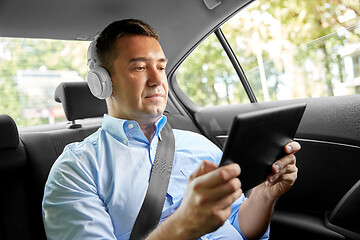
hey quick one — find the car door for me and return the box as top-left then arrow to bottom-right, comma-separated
172,94 -> 360,240
167,1 -> 360,238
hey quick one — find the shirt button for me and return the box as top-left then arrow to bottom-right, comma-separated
123,139 -> 128,144
128,123 -> 134,129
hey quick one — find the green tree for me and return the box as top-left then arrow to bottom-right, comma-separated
0,39 -> 22,122
226,0 -> 359,98
178,34 -> 248,106
178,0 -> 359,105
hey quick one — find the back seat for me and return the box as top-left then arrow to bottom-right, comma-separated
1,81 -> 200,239
19,82 -> 106,239
0,114 -> 32,239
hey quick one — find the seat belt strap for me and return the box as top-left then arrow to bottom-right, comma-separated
130,121 -> 175,240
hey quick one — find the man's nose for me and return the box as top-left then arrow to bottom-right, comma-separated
147,66 -> 165,86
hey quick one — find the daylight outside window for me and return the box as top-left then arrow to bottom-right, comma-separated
177,0 -> 360,106
176,34 -> 250,106
0,38 -> 89,127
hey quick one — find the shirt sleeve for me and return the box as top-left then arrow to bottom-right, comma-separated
42,145 -> 117,240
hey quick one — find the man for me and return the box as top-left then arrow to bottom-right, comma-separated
42,19 -> 300,240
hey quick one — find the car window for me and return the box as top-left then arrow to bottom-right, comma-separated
176,34 -> 250,106
176,0 -> 360,105
0,38 -> 89,127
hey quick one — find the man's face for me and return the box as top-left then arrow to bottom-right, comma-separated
109,35 -> 168,122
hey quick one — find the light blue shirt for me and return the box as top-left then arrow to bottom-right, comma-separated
42,114 -> 269,239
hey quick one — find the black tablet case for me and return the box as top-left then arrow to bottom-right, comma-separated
220,103 -> 306,191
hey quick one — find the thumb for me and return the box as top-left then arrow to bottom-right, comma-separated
188,160 -> 218,182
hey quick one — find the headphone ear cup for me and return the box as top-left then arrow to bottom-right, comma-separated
87,66 -> 113,99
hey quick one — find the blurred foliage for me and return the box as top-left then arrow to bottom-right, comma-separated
0,38 -> 88,126
177,0 -> 360,105
175,35 -> 248,106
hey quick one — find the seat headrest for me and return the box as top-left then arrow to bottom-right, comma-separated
54,82 -> 108,121
0,114 -> 19,149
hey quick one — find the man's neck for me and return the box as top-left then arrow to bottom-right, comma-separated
139,122 -> 156,142
132,114 -> 164,142
107,107 -> 162,142
130,114 -> 162,142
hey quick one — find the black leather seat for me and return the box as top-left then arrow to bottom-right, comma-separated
54,81 -> 108,128
19,82 -> 107,239
0,114 -> 32,239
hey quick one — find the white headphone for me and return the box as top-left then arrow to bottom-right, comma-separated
86,41 -> 113,99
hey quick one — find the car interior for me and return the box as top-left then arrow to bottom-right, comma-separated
0,0 -> 359,239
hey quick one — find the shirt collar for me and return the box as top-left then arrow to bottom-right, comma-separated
101,114 -> 167,146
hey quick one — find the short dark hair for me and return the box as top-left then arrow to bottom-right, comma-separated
96,19 -> 159,74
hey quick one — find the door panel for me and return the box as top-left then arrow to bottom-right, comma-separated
271,211 -> 345,240
191,94 -> 360,239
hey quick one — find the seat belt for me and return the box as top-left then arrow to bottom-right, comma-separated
130,122 -> 175,240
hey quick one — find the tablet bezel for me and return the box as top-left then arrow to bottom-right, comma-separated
220,103 -> 306,191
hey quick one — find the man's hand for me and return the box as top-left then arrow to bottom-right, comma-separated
237,141 -> 300,239
172,160 -> 242,239
146,160 -> 242,240
256,141 -> 300,200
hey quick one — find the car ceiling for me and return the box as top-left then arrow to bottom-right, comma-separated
0,0 -> 252,70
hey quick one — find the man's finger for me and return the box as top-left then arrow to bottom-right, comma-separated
203,177 -> 241,203
285,141 -> 301,154
272,154 -> 296,174
194,163 -> 241,189
188,160 -> 218,182
216,188 -> 243,210
266,166 -> 298,187
268,154 -> 298,184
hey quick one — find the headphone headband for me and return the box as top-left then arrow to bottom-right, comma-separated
87,41 -> 99,69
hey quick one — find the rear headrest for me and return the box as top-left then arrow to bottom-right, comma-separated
0,114 -> 19,149
54,82 -> 108,121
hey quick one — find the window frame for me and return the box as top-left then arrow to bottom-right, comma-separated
169,26 -> 256,111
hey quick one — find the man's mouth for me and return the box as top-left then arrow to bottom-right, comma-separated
145,93 -> 164,98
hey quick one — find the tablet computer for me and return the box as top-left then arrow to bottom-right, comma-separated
219,103 -> 306,191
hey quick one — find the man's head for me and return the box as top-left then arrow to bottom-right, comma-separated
94,19 -> 168,126
96,19 -> 159,75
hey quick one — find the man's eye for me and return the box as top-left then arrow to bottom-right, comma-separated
158,66 -> 166,71
135,67 -> 146,71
